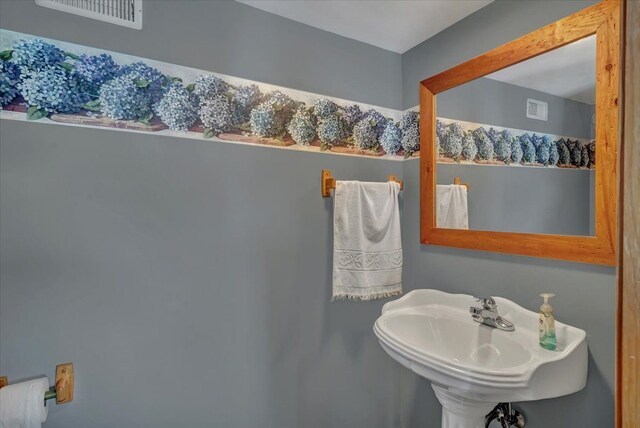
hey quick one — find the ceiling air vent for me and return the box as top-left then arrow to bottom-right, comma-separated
35,0 -> 142,29
526,98 -> 548,121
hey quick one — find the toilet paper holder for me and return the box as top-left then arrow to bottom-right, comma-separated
0,362 -> 74,405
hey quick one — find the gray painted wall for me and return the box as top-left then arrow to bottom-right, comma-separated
401,1 -> 614,427
437,164 -> 593,235
0,120 -> 403,428
438,77 -> 594,139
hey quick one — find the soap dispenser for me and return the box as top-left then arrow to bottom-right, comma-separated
539,293 -> 557,350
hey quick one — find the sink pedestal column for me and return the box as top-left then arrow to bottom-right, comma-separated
432,385 -> 496,428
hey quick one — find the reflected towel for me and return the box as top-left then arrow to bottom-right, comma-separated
436,184 -> 469,229
332,180 -> 402,301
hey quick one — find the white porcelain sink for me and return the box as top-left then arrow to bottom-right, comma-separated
373,289 -> 587,428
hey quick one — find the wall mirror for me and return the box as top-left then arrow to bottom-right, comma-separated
420,0 -> 620,265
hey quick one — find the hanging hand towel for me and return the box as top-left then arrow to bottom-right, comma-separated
436,184 -> 469,229
332,180 -> 402,301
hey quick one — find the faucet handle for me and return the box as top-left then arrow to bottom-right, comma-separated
475,296 -> 497,310
469,307 -> 483,315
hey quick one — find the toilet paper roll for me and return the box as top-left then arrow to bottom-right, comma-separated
0,377 -> 49,428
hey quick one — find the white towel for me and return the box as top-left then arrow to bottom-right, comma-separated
332,180 -> 402,301
436,184 -> 469,229
0,378 -> 49,428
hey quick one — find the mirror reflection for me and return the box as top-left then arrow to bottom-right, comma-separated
435,35 -> 596,236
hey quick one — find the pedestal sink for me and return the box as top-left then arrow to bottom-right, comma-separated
373,290 -> 587,428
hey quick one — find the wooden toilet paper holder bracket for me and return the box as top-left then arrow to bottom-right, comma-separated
0,362 -> 74,404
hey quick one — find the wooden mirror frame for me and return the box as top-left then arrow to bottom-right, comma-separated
419,0 -> 620,266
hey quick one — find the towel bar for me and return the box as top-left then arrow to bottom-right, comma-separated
0,363 -> 74,404
321,169 -> 403,197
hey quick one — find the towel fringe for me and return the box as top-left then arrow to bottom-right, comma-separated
331,290 -> 402,302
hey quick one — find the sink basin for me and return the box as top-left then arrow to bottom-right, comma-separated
373,289 -> 587,428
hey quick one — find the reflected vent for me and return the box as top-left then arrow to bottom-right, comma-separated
526,98 -> 548,121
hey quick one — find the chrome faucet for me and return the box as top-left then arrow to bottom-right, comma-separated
470,297 -> 515,332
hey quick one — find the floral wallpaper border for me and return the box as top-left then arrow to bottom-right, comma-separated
435,118 -> 595,169
0,29 -> 594,167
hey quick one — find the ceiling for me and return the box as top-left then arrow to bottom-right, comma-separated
236,0 -> 493,54
486,35 -> 596,105
235,1 -> 595,105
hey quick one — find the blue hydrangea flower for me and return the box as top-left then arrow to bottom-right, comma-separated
119,62 -> 169,104
475,131 -> 493,161
462,131 -> 478,161
569,139 -> 582,167
472,127 -> 486,142
248,91 -> 298,138
530,134 -> 540,149
230,101 -> 248,127
588,140 -> 596,168
363,109 -> 387,137
232,84 -> 263,123
401,125 -> 420,156
19,65 -> 90,113
536,135 -> 552,165
342,104 -> 363,131
398,112 -> 420,156
580,144 -> 590,168
200,94 -> 235,134
519,134 -> 536,163
74,54 -> 120,95
1,60 -> 20,106
495,130 -> 513,163
99,73 -> 153,120
313,98 -> 339,119
353,117 -> 379,150
380,121 -> 402,155
400,111 -> 419,131
287,107 -> 316,145
486,128 -> 499,146
511,138 -> 523,164
548,138 -> 559,166
235,84 -> 262,109
265,90 -> 293,109
264,90 -> 297,123
155,84 -> 198,131
250,101 -> 284,138
556,139 -> 571,165
317,114 -> 348,146
11,38 -> 65,74
442,122 -> 464,161
193,74 -> 229,100
436,119 -> 447,141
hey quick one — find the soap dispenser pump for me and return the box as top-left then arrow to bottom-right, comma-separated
539,293 -> 557,350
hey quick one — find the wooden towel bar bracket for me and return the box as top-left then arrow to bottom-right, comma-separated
321,169 -> 403,198
453,177 -> 470,190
